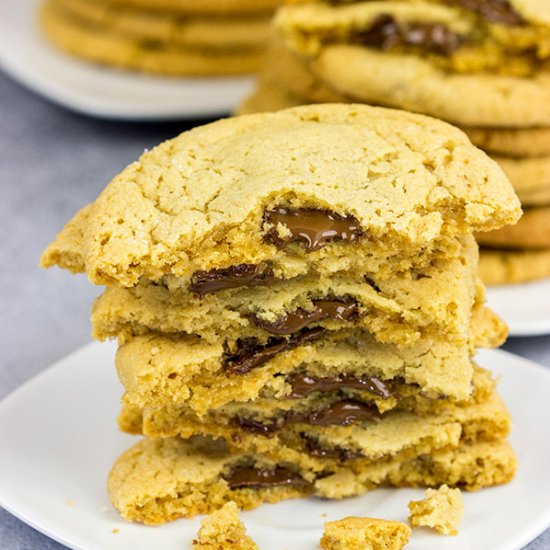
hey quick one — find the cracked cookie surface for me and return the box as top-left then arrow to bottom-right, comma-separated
41,104 -> 519,287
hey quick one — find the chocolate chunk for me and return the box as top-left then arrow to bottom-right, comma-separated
250,299 -> 359,335
288,373 -> 393,399
234,416 -> 282,437
224,327 -> 325,375
263,207 -> 364,252
226,466 -> 311,490
302,434 -> 363,462
190,264 -> 277,297
295,399 -> 380,427
452,0 -> 523,25
236,399 -> 380,437
359,14 -> 462,56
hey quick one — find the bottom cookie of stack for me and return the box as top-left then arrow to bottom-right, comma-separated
108,437 -> 516,525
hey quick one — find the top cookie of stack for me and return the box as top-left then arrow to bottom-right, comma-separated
242,0 -> 550,284
39,0 -> 281,75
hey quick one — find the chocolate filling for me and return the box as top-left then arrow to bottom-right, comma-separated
452,0 -> 523,25
190,264 -> 277,297
224,327 -> 325,375
263,207 -> 364,252
294,399 -> 380,427
235,399 -> 381,436
302,434 -> 363,462
288,373 -> 393,399
358,14 -> 462,56
250,299 -> 359,335
226,466 -> 311,489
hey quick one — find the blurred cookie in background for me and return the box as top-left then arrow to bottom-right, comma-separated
39,0 -> 281,75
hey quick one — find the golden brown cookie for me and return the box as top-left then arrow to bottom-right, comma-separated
99,0 -> 280,15
477,207 -> 550,250
463,126 -> 550,158
492,155 -> 550,206
40,0 -> 265,75
108,437 -> 516,524
54,0 -> 272,50
41,104 -> 520,288
479,248 -> 550,285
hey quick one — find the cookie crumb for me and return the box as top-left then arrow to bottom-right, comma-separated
112,528 -> 120,534
408,485 -> 463,535
192,501 -> 258,549
320,516 -> 410,549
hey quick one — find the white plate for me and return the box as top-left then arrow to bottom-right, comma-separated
1,344 -> 549,550
0,0 -> 256,119
486,278 -> 550,337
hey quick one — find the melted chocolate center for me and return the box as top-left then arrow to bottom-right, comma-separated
452,0 -> 523,25
288,373 -> 393,399
298,399 -> 380,427
251,299 -> 359,335
190,264 -> 277,297
224,327 -> 325,375
235,399 -> 381,437
358,14 -> 462,56
226,466 -> 311,489
302,434 -> 363,462
263,207 -> 364,252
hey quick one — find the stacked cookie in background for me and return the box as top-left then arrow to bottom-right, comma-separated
474,141 -> 550,285
39,0 -> 281,75
42,105 -> 521,525
241,0 -> 550,285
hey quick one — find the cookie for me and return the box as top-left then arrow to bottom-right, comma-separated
119,376 -> 511,473
320,517 -> 410,550
271,2 -> 550,127
476,207 -> 550,250
108,437 -> 516,524
192,502 -> 258,550
408,485 -> 463,536
463,126 -> 550,158
492,156 -> 550,206
54,0 -> 272,50
92,235 -> 481,350
277,1 -> 550,77
479,248 -> 550,285
40,0 -> 265,75
313,46 -> 550,127
102,0 -> 280,15
114,305 -> 504,414
41,104 -> 520,288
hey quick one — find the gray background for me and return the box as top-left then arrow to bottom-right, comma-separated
0,70 -> 549,549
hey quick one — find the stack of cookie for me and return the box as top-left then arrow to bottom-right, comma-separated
42,105 -> 521,525
39,0 -> 281,75
241,0 -> 550,284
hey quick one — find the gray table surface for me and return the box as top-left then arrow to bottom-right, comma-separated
1,70 -> 549,550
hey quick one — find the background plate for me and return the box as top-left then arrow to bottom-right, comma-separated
486,279 -> 550,337
0,0 -> 255,120
0,343 -> 549,550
